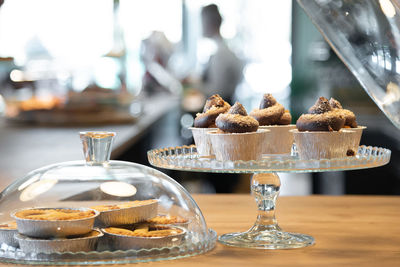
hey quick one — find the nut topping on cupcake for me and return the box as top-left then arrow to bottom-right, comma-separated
194,94 -> 230,128
250,94 -> 292,125
202,94 -> 230,112
308,96 -> 332,114
296,97 -> 345,131
329,97 -> 358,128
229,101 -> 248,116
329,97 -> 342,109
259,93 -> 277,108
216,102 -> 259,133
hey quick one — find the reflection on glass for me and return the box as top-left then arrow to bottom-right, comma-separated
19,179 -> 58,202
100,181 -> 137,197
298,0 -> 400,129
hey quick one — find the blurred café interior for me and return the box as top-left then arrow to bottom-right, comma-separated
0,0 -> 398,196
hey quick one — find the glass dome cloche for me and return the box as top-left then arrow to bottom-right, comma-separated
298,0 -> 400,129
0,131 -> 216,265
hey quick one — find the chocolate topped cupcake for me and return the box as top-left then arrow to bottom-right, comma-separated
292,96 -> 362,159
194,94 -> 230,128
216,102 -> 259,133
191,94 -> 230,156
296,97 -> 345,131
250,94 -> 292,125
329,97 -> 357,128
247,94 -> 296,154
207,102 -> 269,161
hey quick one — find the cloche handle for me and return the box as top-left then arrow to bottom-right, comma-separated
80,131 -> 115,165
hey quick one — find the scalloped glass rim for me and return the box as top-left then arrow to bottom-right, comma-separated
147,145 -> 391,173
0,229 -> 217,265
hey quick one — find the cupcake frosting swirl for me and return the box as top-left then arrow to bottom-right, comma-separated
216,102 -> 259,133
329,98 -> 357,128
250,94 -> 292,125
296,97 -> 345,131
308,96 -> 332,114
194,94 -> 230,128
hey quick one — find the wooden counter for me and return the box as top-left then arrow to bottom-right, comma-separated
3,194 -> 399,266
0,93 -> 179,189
187,194 -> 400,267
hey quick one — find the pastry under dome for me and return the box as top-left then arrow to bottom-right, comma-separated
0,131 -> 216,265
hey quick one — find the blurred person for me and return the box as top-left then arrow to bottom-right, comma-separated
140,31 -> 182,95
200,4 -> 243,104
178,4 -> 244,194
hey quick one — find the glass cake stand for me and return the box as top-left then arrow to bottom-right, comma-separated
148,145 -> 391,249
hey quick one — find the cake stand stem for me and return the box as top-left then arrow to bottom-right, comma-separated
218,173 -> 314,249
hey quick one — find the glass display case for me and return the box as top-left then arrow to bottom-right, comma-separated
0,132 -> 216,265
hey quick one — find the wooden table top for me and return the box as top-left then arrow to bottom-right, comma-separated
185,194 -> 400,267
4,194 -> 399,267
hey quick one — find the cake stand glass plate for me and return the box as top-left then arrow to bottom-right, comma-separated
0,133 -> 216,265
148,145 -> 391,249
147,145 -> 391,173
0,230 -> 217,265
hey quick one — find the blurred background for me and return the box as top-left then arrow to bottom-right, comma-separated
0,0 -> 399,195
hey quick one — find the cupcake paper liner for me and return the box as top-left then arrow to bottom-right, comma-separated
349,126 -> 366,152
189,127 -> 216,156
207,129 -> 270,161
259,125 -> 296,154
291,129 -> 359,160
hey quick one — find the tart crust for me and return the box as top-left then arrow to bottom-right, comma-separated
90,199 -> 157,212
147,215 -> 188,225
14,209 -> 95,221
104,225 -> 183,238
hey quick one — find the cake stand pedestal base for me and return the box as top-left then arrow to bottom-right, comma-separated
218,173 -> 315,249
218,229 -> 314,249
